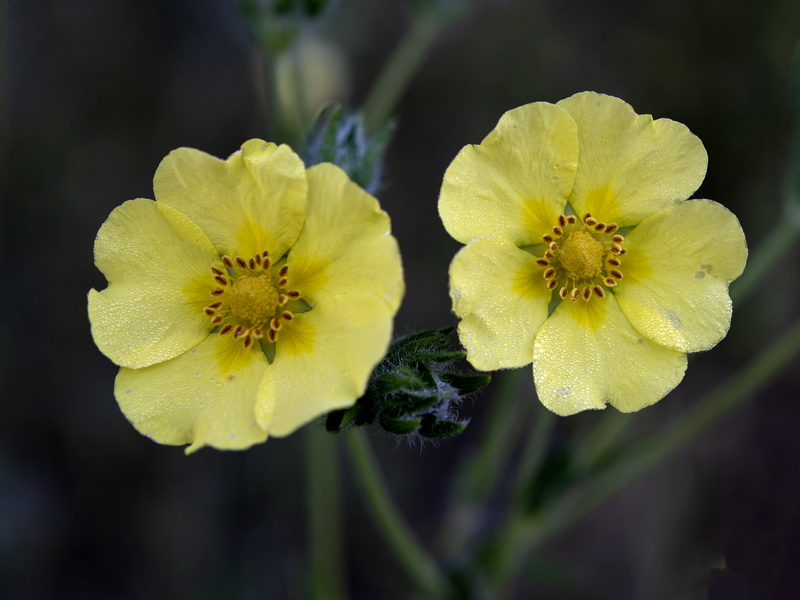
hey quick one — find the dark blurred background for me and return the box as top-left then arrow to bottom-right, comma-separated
3,0 -> 800,598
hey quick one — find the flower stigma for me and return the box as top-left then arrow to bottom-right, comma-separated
536,213 -> 627,302
202,250 -> 302,348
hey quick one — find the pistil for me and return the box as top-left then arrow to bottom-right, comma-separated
201,250 -> 303,348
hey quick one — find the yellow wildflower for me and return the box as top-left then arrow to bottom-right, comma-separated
89,140 -> 404,452
439,92 -> 747,415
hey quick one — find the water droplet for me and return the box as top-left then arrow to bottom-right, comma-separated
195,372 -> 201,378
695,271 -> 705,280
198,402 -> 205,408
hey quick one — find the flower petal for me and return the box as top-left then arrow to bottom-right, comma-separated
450,234 -> 551,370
615,199 -> 747,353
88,199 -> 219,369
254,163 -> 402,436
255,296 -> 393,436
285,163 -> 404,313
438,102 -> 578,245
154,139 -> 307,259
557,92 -> 707,226
116,334 -> 269,453
533,295 -> 687,415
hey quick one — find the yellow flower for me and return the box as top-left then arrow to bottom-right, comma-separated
89,140 -> 404,452
439,92 -> 747,415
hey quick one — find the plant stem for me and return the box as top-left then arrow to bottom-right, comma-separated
440,369 -> 528,553
482,407 -> 554,582
307,427 -> 346,600
346,429 -> 448,597
462,369 -> 528,502
571,410 -> 635,475
507,407 -> 557,510
362,12 -> 444,135
489,316 -> 800,592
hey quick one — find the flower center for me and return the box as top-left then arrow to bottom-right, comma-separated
558,231 -> 604,280
228,275 -> 278,326
535,213 -> 627,302
201,250 -> 303,349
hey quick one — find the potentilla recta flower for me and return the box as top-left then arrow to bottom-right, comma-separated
438,92 -> 747,415
89,140 -> 404,452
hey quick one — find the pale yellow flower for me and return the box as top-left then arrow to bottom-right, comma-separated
89,140 -> 404,452
439,92 -> 747,415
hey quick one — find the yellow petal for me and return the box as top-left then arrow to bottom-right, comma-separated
614,199 -> 747,353
254,163 -> 402,436
154,139 -> 307,259
533,295 -> 687,415
449,234 -> 551,370
116,334 -> 269,453
255,296 -> 393,436
286,163 -> 404,313
89,199 -> 219,369
557,92 -> 707,226
438,102 -> 578,245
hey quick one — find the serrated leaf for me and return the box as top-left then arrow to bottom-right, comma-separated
374,369 -> 427,394
379,415 -> 422,435
419,417 -> 468,438
439,372 -> 492,395
420,351 -> 467,363
382,392 -> 439,414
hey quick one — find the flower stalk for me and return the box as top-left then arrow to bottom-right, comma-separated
307,426 -> 346,600
346,429 -> 449,598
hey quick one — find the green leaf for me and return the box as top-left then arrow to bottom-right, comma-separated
419,417 -> 468,438
379,415 -> 423,435
439,372 -> 492,395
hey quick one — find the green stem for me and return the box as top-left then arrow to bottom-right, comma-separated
462,369 -> 528,502
490,317 -> 800,592
307,427 -> 346,600
250,50 -> 275,140
483,407 -> 555,581
440,369 -> 528,553
346,429 -> 448,597
362,12 -> 444,135
571,410 -> 635,475
507,407 -> 557,510
730,216 -> 800,304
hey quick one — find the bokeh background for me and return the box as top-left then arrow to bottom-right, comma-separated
3,0 -> 800,598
